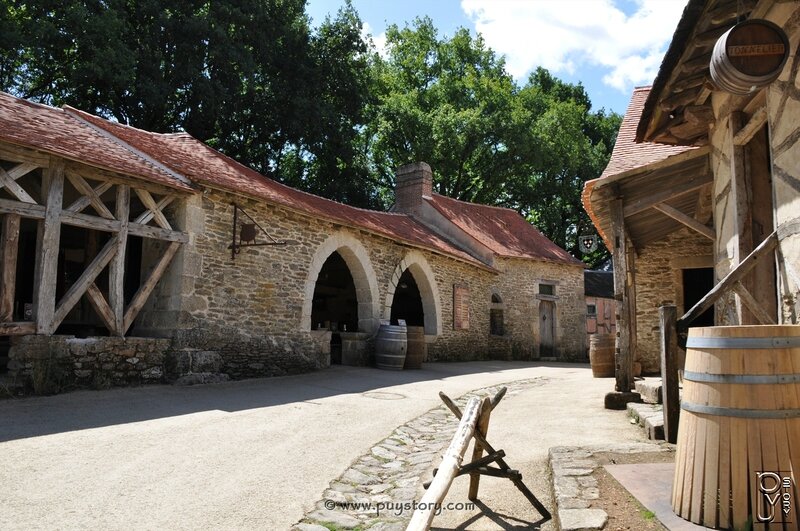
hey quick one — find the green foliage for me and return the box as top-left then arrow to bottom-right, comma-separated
0,4 -> 620,266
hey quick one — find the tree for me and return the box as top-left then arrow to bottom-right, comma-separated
0,0 -> 376,204
366,21 -> 619,266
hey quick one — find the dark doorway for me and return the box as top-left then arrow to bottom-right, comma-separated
539,300 -> 555,356
310,251 -> 358,334
391,269 -> 424,326
683,268 -> 714,327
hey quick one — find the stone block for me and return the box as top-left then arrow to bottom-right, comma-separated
558,508 -> 608,531
635,379 -> 663,404
604,391 -> 641,410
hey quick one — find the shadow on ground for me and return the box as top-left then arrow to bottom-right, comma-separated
0,361 -> 588,443
431,500 -> 549,530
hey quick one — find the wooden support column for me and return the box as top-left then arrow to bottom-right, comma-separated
730,111 -> 756,324
34,159 -> 64,334
0,214 -> 20,321
660,305 -> 680,444
468,397 -> 493,501
611,198 -> 633,393
109,185 -> 129,335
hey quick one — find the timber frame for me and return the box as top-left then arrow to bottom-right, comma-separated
0,140 -> 189,338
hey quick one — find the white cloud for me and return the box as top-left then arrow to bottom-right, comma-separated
361,21 -> 389,58
461,0 -> 686,92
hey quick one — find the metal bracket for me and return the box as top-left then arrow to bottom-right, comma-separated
228,203 -> 287,260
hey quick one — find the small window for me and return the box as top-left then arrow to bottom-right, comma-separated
491,293 -> 502,304
587,304 -> 597,316
539,283 -> 555,296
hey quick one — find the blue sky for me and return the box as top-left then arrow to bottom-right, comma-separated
305,0 -> 688,115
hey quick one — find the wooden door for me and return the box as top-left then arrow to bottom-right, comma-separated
539,300 -> 555,357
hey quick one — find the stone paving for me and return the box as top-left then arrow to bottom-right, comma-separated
293,378 -> 547,530
548,442 -> 670,531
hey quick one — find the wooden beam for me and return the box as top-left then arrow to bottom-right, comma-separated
623,171 -> 712,217
65,171 -> 115,219
110,185 -> 129,336
407,396 -> 482,531
34,159 -> 64,334
0,143 -> 51,168
134,195 -> 174,225
0,198 -> 188,242
468,397 -> 493,501
0,321 -> 35,335
679,230 -> 778,327
0,214 -> 20,321
86,283 -> 116,333
122,241 -> 181,334
6,162 -> 39,181
611,198 -> 633,393
65,181 -> 113,213
660,305 -> 680,444
653,203 -> 715,240
0,165 -> 37,204
733,281 -> 776,325
733,107 -> 767,146
135,188 -> 172,230
730,111 -> 755,324
51,236 -> 118,333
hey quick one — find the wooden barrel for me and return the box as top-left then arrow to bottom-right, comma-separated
404,326 -> 426,369
375,324 -> 407,370
673,325 -> 800,529
710,19 -> 789,95
589,334 -> 615,377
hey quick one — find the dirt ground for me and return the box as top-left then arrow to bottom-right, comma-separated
592,451 -> 675,531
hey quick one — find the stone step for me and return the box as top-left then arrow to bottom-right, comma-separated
634,379 -> 662,404
627,402 -> 664,441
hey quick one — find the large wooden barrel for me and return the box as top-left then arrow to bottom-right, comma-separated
710,19 -> 789,95
404,326 -> 426,369
375,324 -> 407,370
589,333 -> 615,377
673,325 -> 800,529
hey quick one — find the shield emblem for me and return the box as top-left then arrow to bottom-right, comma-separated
579,235 -> 597,253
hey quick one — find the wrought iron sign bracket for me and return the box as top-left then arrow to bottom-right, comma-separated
228,203 -> 287,260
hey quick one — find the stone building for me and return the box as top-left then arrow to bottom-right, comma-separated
583,86 -> 714,374
584,270 -> 615,340
635,0 -> 800,328
584,0 -> 800,386
0,91 -> 585,391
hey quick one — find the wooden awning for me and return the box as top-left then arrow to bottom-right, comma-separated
584,148 -> 713,252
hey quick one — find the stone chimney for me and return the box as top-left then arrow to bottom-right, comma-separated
394,162 -> 433,215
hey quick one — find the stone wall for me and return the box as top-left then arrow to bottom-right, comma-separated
490,257 -> 586,361
633,227 -> 713,373
8,335 -> 171,393
133,187 -> 586,377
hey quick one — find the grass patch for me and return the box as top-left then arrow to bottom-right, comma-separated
641,509 -> 655,520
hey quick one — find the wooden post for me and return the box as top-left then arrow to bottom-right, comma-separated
468,397 -> 492,501
660,305 -> 680,444
109,185 -> 129,335
730,111 -> 756,325
0,214 -> 20,321
407,396 -> 482,531
611,198 -> 633,392
34,159 -> 64,335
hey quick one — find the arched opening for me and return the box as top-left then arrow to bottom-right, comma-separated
311,252 -> 359,363
390,269 -> 424,326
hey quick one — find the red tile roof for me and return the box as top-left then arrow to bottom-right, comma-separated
428,194 -> 582,265
0,93 -> 193,192
64,107 -> 490,269
599,86 -> 696,180
584,86 -> 699,249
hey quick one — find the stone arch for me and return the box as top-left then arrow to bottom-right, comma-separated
302,232 -> 380,334
384,251 -> 441,336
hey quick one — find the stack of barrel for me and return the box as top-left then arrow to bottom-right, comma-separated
375,324 -> 427,370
